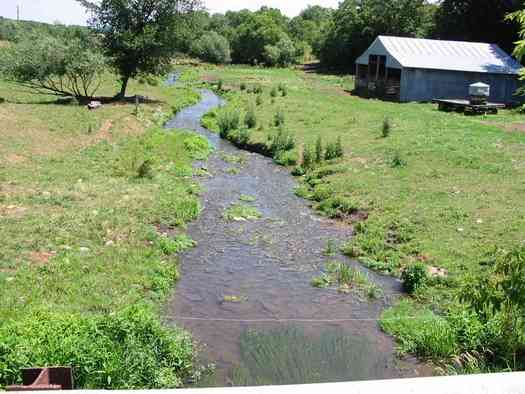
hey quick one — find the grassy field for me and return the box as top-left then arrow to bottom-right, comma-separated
198,65 -> 525,369
0,71 -> 211,388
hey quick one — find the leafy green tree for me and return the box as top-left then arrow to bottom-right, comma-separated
78,0 -> 202,98
434,0 -> 522,55
230,8 -> 289,64
190,31 -> 231,64
0,33 -> 105,98
319,0 -> 432,68
263,36 -> 297,67
290,6 -> 333,58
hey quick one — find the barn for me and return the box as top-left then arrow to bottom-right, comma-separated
355,36 -> 523,104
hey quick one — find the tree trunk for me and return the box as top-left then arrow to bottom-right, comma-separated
117,75 -> 130,99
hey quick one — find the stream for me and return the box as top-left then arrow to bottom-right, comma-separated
165,89 -> 429,386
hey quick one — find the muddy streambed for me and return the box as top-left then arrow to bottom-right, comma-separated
165,90 -> 428,386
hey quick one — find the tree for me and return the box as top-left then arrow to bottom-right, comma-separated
78,0 -> 202,98
290,6 -> 333,58
434,0 -> 522,55
0,33 -> 105,98
190,31 -> 231,64
263,36 -> 298,67
230,8 -> 290,64
319,0 -> 433,68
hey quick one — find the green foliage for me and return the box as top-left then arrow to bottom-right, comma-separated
268,129 -> 295,156
217,79 -> 223,91
217,108 -> 240,137
315,136 -> 323,163
79,0 -> 200,97
324,139 -> 344,160
311,261 -> 382,299
244,105 -> 257,129
233,326 -> 379,385
320,0 -> 434,67
183,134 -> 213,160
156,234 -> 197,255
0,306 -> 194,389
317,195 -> 357,218
0,33 -> 105,97
190,31 -> 231,64
137,159 -> 154,179
274,149 -> 298,166
273,109 -> 285,127
256,94 -> 263,106
302,144 -> 315,169
382,117 -> 392,138
223,203 -> 262,221
439,0 -> 521,56
270,86 -> 278,98
324,239 -> 338,256
264,37 -> 298,67
240,82 -> 247,91
381,300 -> 458,360
390,150 -> 407,168
401,262 -> 428,294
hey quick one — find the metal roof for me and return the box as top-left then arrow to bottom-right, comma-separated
356,36 -> 523,75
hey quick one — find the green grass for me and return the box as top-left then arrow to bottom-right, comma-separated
197,64 -> 525,368
232,327 -> 379,385
0,69 -> 207,388
223,203 -> 262,221
311,261 -> 383,299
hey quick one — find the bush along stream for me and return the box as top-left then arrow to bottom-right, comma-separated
165,88 -> 431,386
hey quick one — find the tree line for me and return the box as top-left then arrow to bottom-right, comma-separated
0,0 -> 523,99
185,0 -> 524,68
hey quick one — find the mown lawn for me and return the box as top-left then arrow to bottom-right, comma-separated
199,65 -> 525,369
0,71 -> 211,388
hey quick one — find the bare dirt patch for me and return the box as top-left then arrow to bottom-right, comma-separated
29,251 -> 57,265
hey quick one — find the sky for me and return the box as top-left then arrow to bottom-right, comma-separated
0,0 -> 343,26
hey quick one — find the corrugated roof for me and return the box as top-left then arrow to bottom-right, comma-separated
357,36 -> 523,75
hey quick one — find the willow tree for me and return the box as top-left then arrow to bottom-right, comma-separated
78,0 -> 202,98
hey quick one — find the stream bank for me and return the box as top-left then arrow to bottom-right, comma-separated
165,89 -> 430,386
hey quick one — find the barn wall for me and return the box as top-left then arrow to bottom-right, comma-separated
400,69 -> 520,104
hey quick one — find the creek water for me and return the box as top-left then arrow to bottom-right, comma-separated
165,89 -> 428,386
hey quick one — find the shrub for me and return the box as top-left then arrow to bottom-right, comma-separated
217,108 -> 240,137
268,129 -> 295,156
240,82 -> 247,91
0,306 -> 194,389
401,262 -> 428,294
217,79 -> 223,91
302,144 -> 315,169
325,140 -> 342,160
263,37 -> 297,67
381,300 -> 458,360
390,150 -> 407,168
291,166 -> 306,176
253,85 -> 263,95
137,159 -> 154,179
183,134 -> 213,160
228,128 -> 252,147
317,195 -> 357,218
274,150 -> 298,166
315,136 -> 323,163
278,83 -> 288,97
382,117 -> 392,138
256,94 -> 263,106
190,31 -> 231,64
274,109 -> 285,127
270,87 -> 278,98
0,33 -> 105,98
335,136 -> 344,158
244,105 -> 257,129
